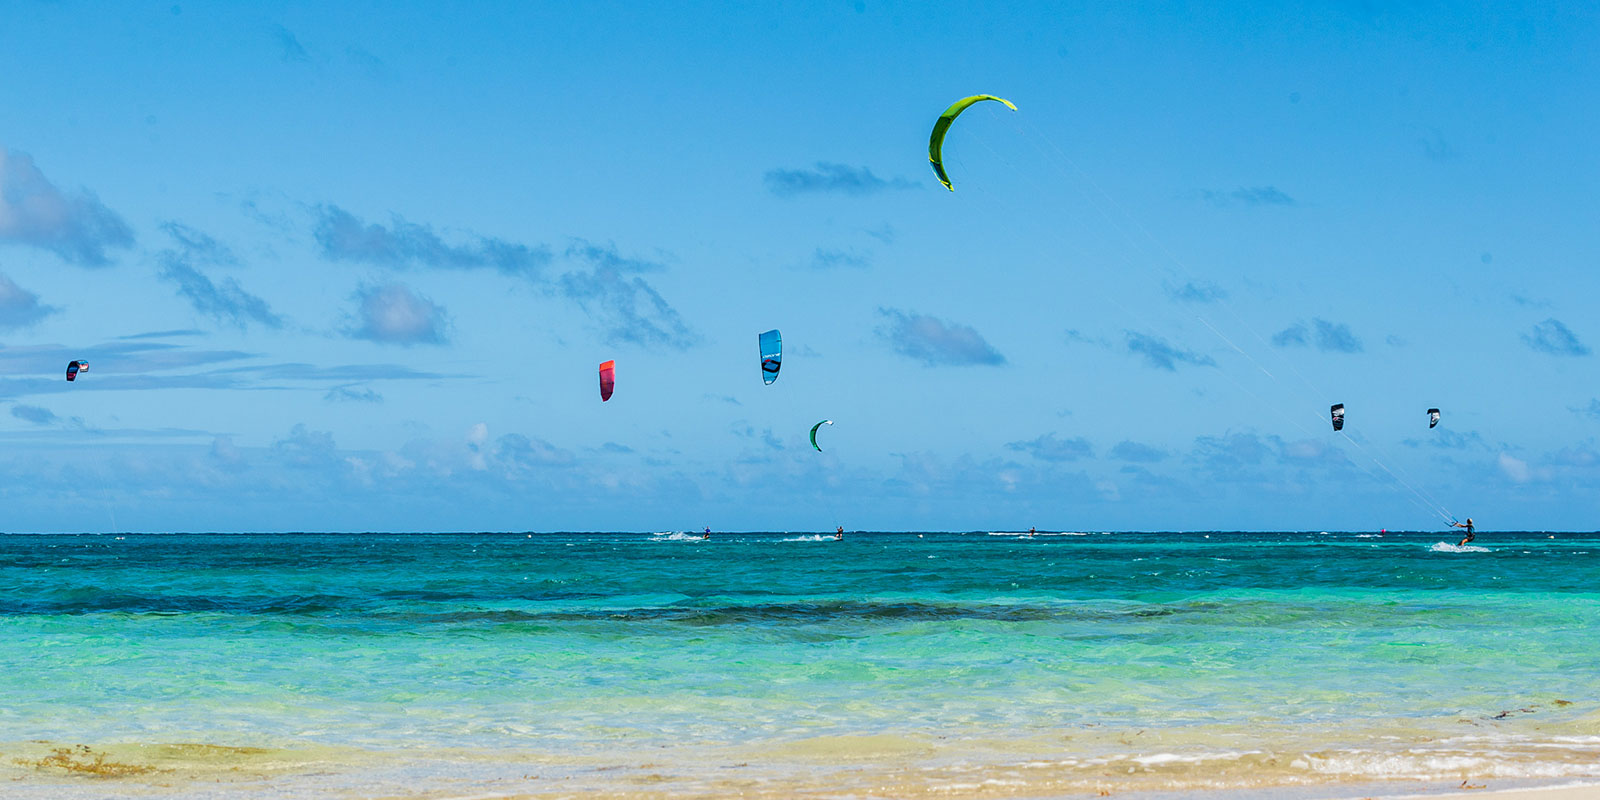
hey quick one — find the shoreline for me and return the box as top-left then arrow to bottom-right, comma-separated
3,742 -> 1598,800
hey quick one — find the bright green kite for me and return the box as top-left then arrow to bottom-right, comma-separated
928,95 -> 1017,191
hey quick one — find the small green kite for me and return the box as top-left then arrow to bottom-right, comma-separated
929,95 -> 1017,191
810,420 -> 833,452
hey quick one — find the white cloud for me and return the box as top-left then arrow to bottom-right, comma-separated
347,283 -> 448,345
1498,452 -> 1531,483
0,146 -> 133,265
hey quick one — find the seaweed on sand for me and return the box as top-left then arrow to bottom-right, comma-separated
16,745 -> 158,778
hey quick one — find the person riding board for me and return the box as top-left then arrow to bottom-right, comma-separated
835,526 -> 844,541
1452,518 -> 1475,547
702,527 -> 711,540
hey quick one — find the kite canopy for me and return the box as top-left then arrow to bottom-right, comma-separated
598,360 -> 615,402
66,360 -> 87,382
759,329 -> 782,385
929,94 -> 1017,191
1428,408 -> 1441,429
1330,403 -> 1345,432
810,419 -> 833,452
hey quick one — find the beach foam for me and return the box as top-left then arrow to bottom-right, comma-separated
1433,541 -> 1492,553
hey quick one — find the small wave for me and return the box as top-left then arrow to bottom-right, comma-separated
781,535 -> 833,542
1355,534 -> 1383,538
648,532 -> 702,541
1431,542 -> 1490,553
985,531 -> 1086,537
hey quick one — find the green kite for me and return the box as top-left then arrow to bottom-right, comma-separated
929,95 -> 1017,191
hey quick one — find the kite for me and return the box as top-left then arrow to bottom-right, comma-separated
1428,408 -> 1440,429
66,360 -> 88,382
599,360 -> 615,402
810,419 -> 833,452
929,94 -> 1017,191
1330,403 -> 1345,432
759,329 -> 782,385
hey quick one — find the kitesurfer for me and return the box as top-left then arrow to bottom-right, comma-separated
703,527 -> 711,540
1029,527 -> 1036,538
835,526 -> 844,541
1452,518 -> 1475,547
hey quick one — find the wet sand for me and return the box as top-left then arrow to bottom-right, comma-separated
1388,784 -> 1600,800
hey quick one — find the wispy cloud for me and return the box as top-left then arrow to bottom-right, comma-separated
312,206 -> 695,349
156,224 -> 283,329
1110,440 -> 1167,463
731,421 -> 784,451
877,308 -> 1006,367
1192,431 -> 1274,471
313,205 -> 551,277
558,266 -> 696,349
1402,429 -> 1487,451
1124,331 -> 1214,370
564,239 -> 665,273
1272,323 -> 1308,347
764,162 -> 915,197
0,341 -> 253,378
9,404 -> 57,425
324,385 -> 383,403
271,25 -> 309,62
864,224 -> 895,244
1523,318 -> 1590,356
807,247 -> 870,270
1271,319 -> 1363,353
495,433 -> 576,469
215,362 -> 448,382
1419,128 -> 1456,162
1064,329 -> 1112,348
1006,433 -> 1092,462
1498,451 -> 1533,483
0,338 -> 452,404
1202,186 -> 1296,208
0,146 -> 133,265
117,329 -> 206,340
344,46 -> 387,78
161,222 -> 236,266
1312,319 -> 1362,353
346,283 -> 449,346
1163,280 -> 1227,304
274,423 -> 338,468
0,272 -> 57,329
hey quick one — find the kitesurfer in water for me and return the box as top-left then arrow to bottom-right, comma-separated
1029,527 -> 1036,538
703,527 -> 711,540
835,526 -> 844,541
1452,518 -> 1475,546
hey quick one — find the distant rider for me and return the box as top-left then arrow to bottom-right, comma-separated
835,526 -> 844,541
1452,518 -> 1475,547
703,527 -> 711,540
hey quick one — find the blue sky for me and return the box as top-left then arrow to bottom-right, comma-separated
2,1 -> 1598,532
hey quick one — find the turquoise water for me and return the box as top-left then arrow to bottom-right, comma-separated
2,531 -> 1598,798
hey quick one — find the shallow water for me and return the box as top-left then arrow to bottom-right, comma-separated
1,531 -> 1597,797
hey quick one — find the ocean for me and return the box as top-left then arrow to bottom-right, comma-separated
2,531 -> 1597,798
